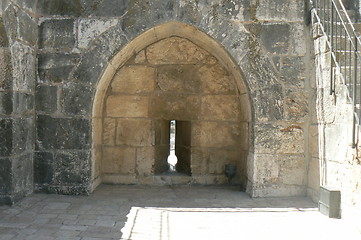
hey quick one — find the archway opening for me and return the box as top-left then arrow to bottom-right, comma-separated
92,22 -> 252,189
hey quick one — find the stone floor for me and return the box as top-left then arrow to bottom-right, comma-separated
0,185 -> 360,240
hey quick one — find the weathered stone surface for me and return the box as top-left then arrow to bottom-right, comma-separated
34,151 -> 54,184
156,65 -> 201,93
62,82 -> 93,116
0,48 -> 12,90
192,121 -> 241,148
208,148 -> 243,175
289,23 -> 307,56
116,119 -> 154,147
253,84 -> 283,122
149,94 -> 200,120
2,4 -> 17,42
36,115 -> 91,150
78,19 -> 119,49
136,146 -> 167,176
254,124 -> 305,154
35,85 -> 57,113
281,56 -> 306,88
190,147 -> 209,175
38,52 -> 79,83
256,0 -> 304,21
309,125 -> 319,158
260,23 -> 290,54
201,95 -> 242,122
284,89 -> 308,122
106,95 -> 149,118
12,117 -> 34,155
0,92 -> 12,115
36,0 -> 82,16
81,0 -> 129,17
52,151 -> 90,184
39,19 -> 75,49
102,118 -> 116,146
111,66 -> 155,93
12,92 -> 33,115
0,119 -> 12,157
11,42 -> 35,91
0,158 -> 11,194
0,18 -> 9,47
17,10 -> 37,46
102,146 -> 136,174
198,64 -> 234,94
147,37 -> 209,65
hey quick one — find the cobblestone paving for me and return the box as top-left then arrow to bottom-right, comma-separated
0,185 -> 359,240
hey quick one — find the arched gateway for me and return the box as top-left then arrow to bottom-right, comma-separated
92,22 -> 252,191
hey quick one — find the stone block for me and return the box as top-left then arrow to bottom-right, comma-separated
256,0 -> 304,21
252,84 -> 283,122
111,65 -> 155,94
0,48 -> 12,90
62,82 -> 93,116
3,5 -> 17,42
116,119 -> 154,147
309,125 -> 319,158
39,18 -> 75,49
208,149 -> 243,175
102,146 -> 136,174
18,10 -> 37,46
136,146 -> 162,176
36,0 -> 82,16
147,37 -> 209,65
192,121 -> 241,148
35,85 -> 57,113
0,119 -> 12,157
201,95 -> 242,122
12,117 -> 34,155
0,92 -> 13,115
289,23 -> 307,56
156,65 -> 201,93
149,94 -> 200,121
38,52 -> 79,83
11,153 -> 33,194
281,56 -> 306,88
81,0 -> 129,17
308,157 -> 320,191
106,95 -> 149,118
34,151 -> 54,184
12,92 -> 33,115
284,89 -> 308,122
260,23 -> 290,54
0,18 -> 9,47
190,147 -> 209,175
0,158 -> 11,194
278,155 -> 306,185
198,64 -> 234,94
102,118 -> 116,146
78,18 -> 119,49
11,42 -> 35,91
254,124 -> 305,154
36,115 -> 91,150
53,151 -> 90,184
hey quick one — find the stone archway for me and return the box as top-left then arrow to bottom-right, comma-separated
92,22 -> 252,190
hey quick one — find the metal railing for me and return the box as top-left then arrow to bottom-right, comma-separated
309,0 -> 361,147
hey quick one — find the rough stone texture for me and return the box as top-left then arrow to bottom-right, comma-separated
111,66 -> 155,93
39,18 -> 75,49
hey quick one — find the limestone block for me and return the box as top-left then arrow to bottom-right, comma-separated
254,124 -> 305,154
256,0 -> 304,21
198,64 -> 234,94
134,50 -> 146,64
111,65 -> 155,94
308,157 -> 320,191
0,92 -> 12,115
260,23 -> 290,54
147,37 -> 209,65
78,19 -> 119,49
289,23 -> 307,56
284,89 -> 308,122
116,119 -> 154,147
309,125 -> 319,158
156,65 -> 201,93
102,118 -> 116,146
39,18 -> 75,49
36,0 -> 82,16
190,147 -> 209,175
278,155 -> 306,186
192,121 -> 241,148
136,147 -> 156,176
81,0 -> 129,17
11,42 -> 35,91
208,149 -> 243,175
280,57 -> 306,88
253,154 -> 279,184
106,95 -> 148,117
62,82 -> 93,116
201,95 -> 242,122
252,84 -> 283,122
35,84 -> 57,113
0,48 -> 11,90
102,146 -> 136,174
149,94 -> 200,120
17,10 -> 37,46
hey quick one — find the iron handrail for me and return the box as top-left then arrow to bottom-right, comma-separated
309,0 -> 361,147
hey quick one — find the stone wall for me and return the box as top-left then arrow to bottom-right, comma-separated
0,0 -> 312,202
310,9 -> 361,230
0,0 -> 37,205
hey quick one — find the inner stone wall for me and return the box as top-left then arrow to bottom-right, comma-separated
101,36 -> 249,186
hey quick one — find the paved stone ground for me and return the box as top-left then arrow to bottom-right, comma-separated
0,185 -> 360,240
